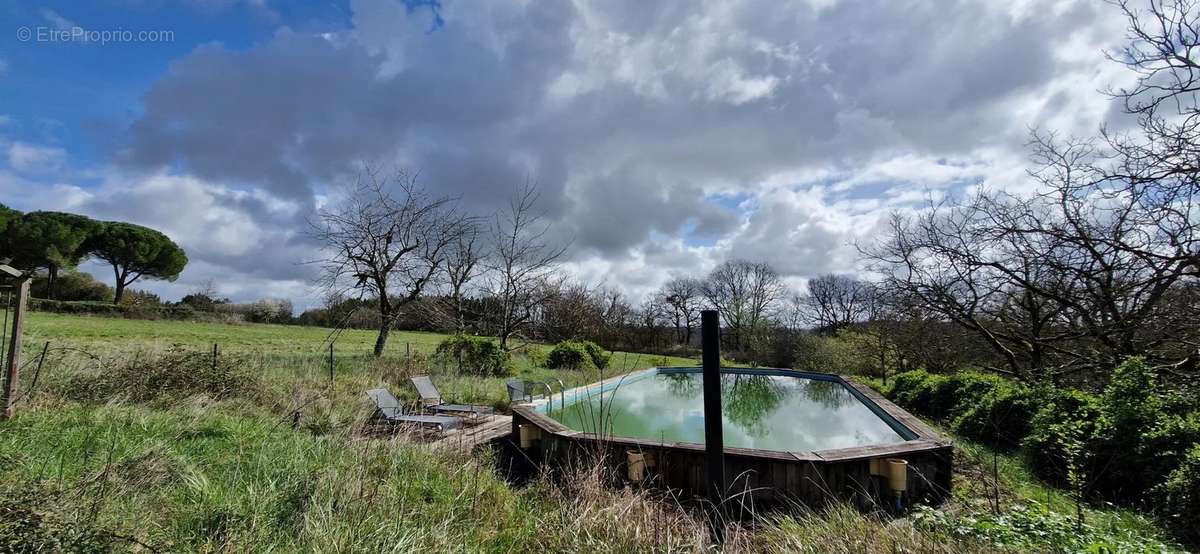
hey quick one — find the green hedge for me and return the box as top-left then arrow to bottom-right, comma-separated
433,335 -> 511,377
30,299 -> 203,320
883,359 -> 1200,541
545,340 -> 610,370
888,369 -> 1034,449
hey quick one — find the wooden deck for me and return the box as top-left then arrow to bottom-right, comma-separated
430,414 -> 511,451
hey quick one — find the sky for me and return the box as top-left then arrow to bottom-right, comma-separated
0,0 -> 1138,311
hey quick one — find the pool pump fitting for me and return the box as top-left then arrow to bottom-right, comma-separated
626,450 -> 655,481
885,458 -> 908,493
870,457 -> 909,509
518,424 -> 541,449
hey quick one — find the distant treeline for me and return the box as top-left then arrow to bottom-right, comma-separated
28,270 -> 292,325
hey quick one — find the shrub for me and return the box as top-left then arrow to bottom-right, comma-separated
1022,388 -> 1108,487
31,270 -> 113,302
524,347 -> 549,369
887,369 -> 958,419
1154,443 -> 1200,544
1096,358 -> 1168,498
433,335 -> 511,377
546,340 -> 610,370
950,377 -> 1035,450
790,333 -> 837,374
912,501 -> 1174,552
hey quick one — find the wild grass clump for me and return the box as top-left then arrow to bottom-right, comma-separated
749,503 -> 1006,553
523,461 -> 712,551
0,486 -> 121,553
60,346 -> 263,405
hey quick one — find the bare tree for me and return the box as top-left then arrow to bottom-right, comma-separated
657,276 -> 703,344
777,289 -> 809,332
486,182 -> 569,351
864,161 -> 1200,382
310,168 -> 468,356
539,279 -> 603,342
702,260 -> 785,350
805,274 -> 872,333
443,223 -> 484,333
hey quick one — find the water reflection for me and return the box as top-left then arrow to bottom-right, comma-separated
723,374 -> 785,437
549,371 -> 905,452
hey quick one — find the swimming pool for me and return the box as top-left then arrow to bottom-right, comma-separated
539,368 -> 911,452
511,367 -> 953,508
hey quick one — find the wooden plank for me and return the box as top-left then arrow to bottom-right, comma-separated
814,440 -> 945,462
430,415 -> 512,451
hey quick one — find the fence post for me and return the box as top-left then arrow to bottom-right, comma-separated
211,343 -> 219,370
2,277 -> 30,420
328,342 -> 335,383
701,309 -> 725,543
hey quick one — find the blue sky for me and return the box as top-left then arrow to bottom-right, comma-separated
0,0 -> 1136,309
1,1 -> 350,172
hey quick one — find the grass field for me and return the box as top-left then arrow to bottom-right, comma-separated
19,312 -> 700,410
0,313 -> 1185,552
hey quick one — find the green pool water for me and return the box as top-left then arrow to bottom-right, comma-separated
546,371 -> 907,452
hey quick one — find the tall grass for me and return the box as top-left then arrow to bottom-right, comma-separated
0,314 -> 1185,552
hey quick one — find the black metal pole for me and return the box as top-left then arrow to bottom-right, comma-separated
329,342 -> 335,383
701,309 -> 725,543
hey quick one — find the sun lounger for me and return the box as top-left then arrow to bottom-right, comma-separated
409,375 -> 495,419
365,388 -> 462,431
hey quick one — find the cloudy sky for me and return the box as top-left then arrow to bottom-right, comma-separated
0,0 -> 1137,309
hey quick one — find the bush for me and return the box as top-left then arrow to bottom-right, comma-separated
1154,443 -> 1200,544
887,369 -> 958,420
912,501 -> 1174,552
1022,388 -> 1108,487
950,377 -> 1035,450
30,298 -> 245,323
887,370 -> 1035,449
433,335 -> 511,377
30,270 -> 114,302
885,359 -> 1200,545
790,333 -> 837,373
545,340 -> 610,370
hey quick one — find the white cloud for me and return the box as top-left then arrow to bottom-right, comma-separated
7,142 -> 66,173
40,8 -> 78,31
8,0 -> 1144,307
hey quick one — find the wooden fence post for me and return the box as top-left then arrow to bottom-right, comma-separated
2,277 -> 30,420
